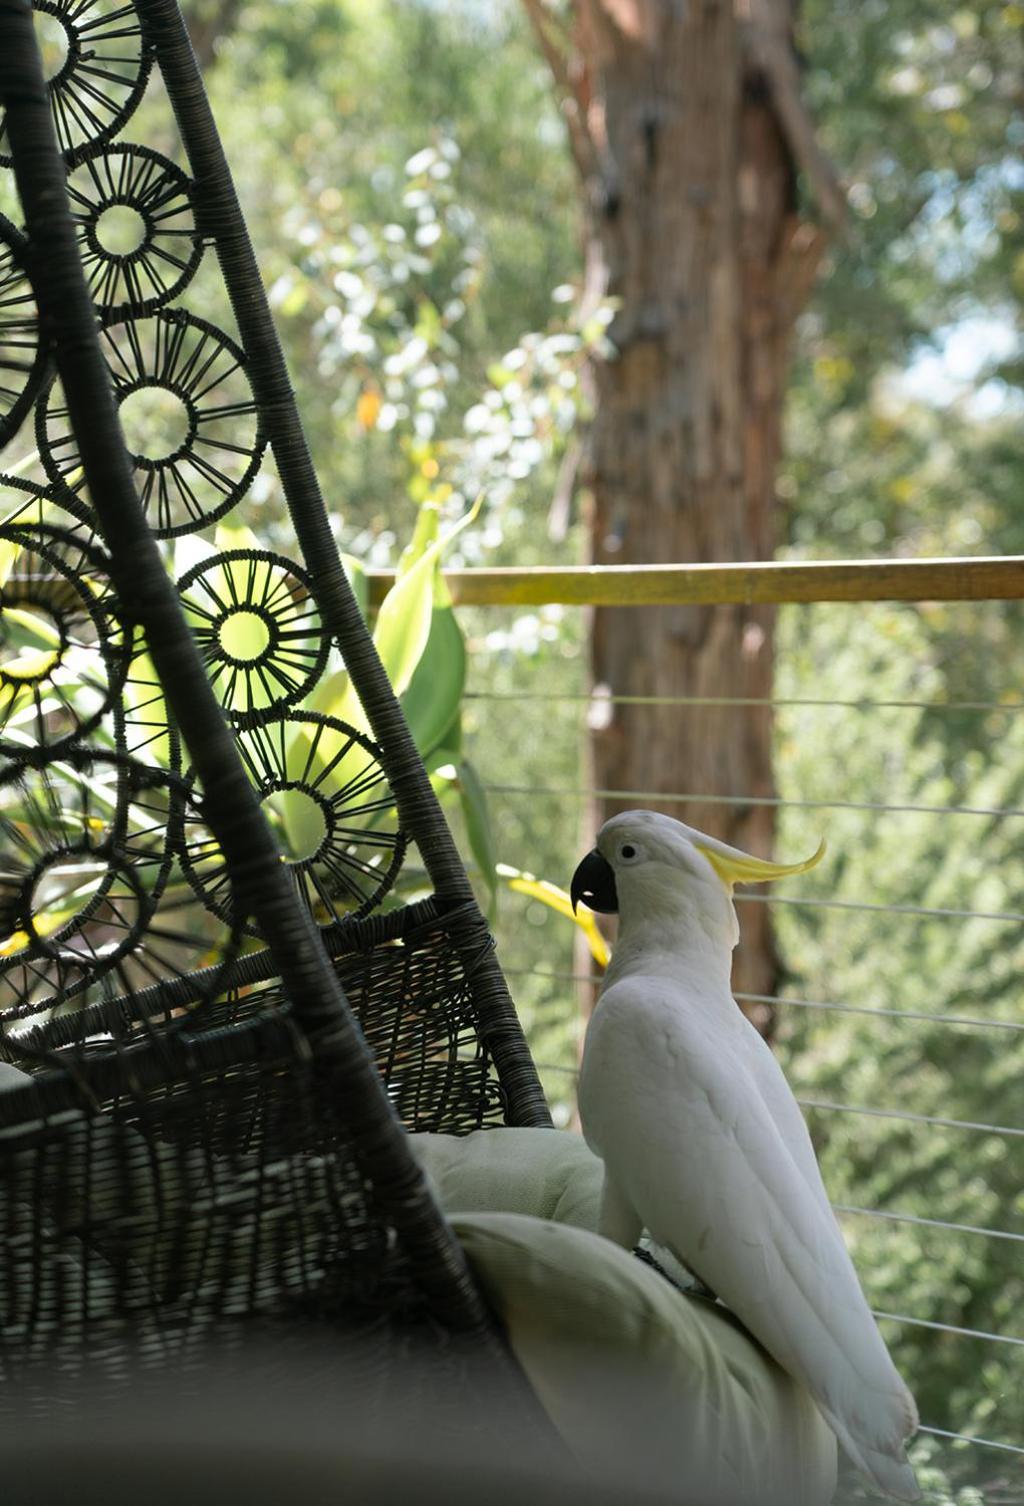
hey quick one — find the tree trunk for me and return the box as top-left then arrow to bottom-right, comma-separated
184,0 -> 245,72
524,0 -> 837,1031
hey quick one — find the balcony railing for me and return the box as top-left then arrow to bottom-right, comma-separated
450,559 -> 1024,1485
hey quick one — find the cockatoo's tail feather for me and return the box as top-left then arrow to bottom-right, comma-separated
824,1408 -> 921,1502
575,810 -> 920,1502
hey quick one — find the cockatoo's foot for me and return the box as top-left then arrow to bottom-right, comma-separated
632,1247 -> 719,1303
687,1273 -> 719,1302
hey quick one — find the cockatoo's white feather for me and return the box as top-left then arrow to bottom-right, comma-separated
576,811 -> 920,1502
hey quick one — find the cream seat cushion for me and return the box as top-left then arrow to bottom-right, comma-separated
411,1129 -> 837,1506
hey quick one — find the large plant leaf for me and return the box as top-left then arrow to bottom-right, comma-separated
342,552 -> 369,619
291,495 -> 482,839
400,598 -> 466,762
371,491 -> 480,704
453,758 -> 497,920
397,495 -> 440,578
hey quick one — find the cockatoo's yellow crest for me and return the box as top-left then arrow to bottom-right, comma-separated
695,836 -> 826,893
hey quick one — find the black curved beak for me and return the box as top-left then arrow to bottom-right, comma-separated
570,848 -> 618,915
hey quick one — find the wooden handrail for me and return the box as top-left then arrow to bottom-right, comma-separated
366,556 -> 1024,608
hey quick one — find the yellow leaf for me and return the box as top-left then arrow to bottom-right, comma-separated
0,536 -> 20,587
356,388 -> 382,430
0,929 -> 30,957
2,647 -> 59,680
503,869 -> 611,969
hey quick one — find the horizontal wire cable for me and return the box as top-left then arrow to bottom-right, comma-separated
534,1066 -> 1024,1139
527,1049 -> 1024,1241
738,990 -> 1024,1033
504,884 -> 1024,923
531,1062 -> 1024,1374
873,1310 -> 1024,1349
505,968 -> 1024,1035
918,1425 -> 1024,1458
483,782 -> 1024,822
737,893 -> 1024,923
834,1203 -> 1024,1246
797,1096 -> 1024,1139
465,691 -> 1024,713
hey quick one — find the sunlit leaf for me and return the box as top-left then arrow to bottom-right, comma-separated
397,496 -> 440,579
124,648 -> 172,768
0,536 -> 20,588
372,492 -> 481,701
309,493 -> 482,743
214,521 -> 262,554
288,496 -> 481,849
499,865 -> 611,969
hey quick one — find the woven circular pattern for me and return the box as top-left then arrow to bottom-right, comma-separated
0,215 -> 48,450
0,750 -> 179,1015
39,309 -> 265,537
0,0 -> 154,170
67,144 -> 202,318
0,474 -> 95,542
0,522 -> 130,755
119,642 -> 182,771
178,549 -> 329,727
181,713 -> 406,929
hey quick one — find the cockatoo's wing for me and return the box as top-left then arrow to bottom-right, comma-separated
740,1023 -> 842,1225
580,980 -> 919,1502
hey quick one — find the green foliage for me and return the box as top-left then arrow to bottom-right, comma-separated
186,0 -> 579,553
772,600 -> 1024,1492
10,1 -> 1012,1487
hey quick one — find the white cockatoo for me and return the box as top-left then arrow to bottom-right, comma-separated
571,810 -> 920,1502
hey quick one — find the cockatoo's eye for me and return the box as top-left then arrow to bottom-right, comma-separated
619,843 -> 639,862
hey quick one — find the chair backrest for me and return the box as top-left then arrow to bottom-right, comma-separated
0,0 -> 549,1403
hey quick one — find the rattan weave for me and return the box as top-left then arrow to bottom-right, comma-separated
0,0 -> 551,1414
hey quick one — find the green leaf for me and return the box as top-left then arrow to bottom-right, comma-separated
214,521 -> 262,553
455,758 -> 497,920
312,493 -> 483,738
342,553 -> 369,619
413,298 -> 443,346
400,600 -> 466,761
397,497 -> 441,578
2,448 -> 39,480
292,495 -> 483,838
2,605 -> 61,652
0,604 -> 62,680
372,492 -> 481,702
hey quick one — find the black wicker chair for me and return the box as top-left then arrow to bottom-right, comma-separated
0,0 -> 554,1425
